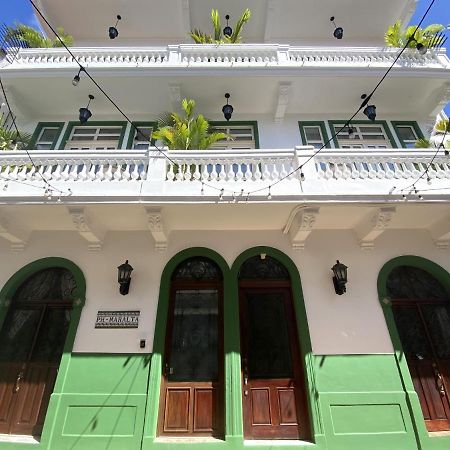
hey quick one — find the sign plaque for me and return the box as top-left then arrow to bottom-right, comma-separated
95,310 -> 140,329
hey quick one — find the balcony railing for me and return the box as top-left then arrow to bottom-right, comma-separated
0,148 -> 449,201
5,45 -> 449,71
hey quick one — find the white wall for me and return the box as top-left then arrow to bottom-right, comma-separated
0,227 -> 448,355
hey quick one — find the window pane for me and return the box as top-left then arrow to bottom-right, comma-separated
304,126 -> 322,142
39,128 -> 58,142
73,128 -> 95,135
246,292 -> 293,379
134,128 -> 152,142
36,143 -> 52,150
359,126 -> 383,134
99,128 -> 122,135
168,289 -> 219,382
397,126 -> 417,141
422,305 -> 450,359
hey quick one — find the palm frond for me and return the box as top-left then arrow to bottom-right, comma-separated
434,119 -> 450,133
230,9 -> 251,44
211,9 -> 221,41
414,138 -> 433,148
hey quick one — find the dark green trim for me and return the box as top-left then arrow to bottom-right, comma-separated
210,121 -> 260,149
0,257 -> 86,448
230,247 -> 324,445
126,121 -> 158,149
29,122 -> 65,150
58,121 -> 127,150
143,248 -> 231,447
391,121 -> 425,148
328,120 -> 398,149
298,121 -> 331,149
378,255 -> 450,449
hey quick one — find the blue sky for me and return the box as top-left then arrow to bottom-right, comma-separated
2,0 -> 450,114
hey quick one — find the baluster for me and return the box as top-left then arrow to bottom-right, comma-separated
192,162 -> 201,180
201,162 -> 209,181
166,164 -> 175,181
175,163 -> 184,181
96,164 -> 105,181
131,163 -> 140,180
376,162 -> 385,179
43,164 -> 53,180
323,162 -> 333,179
271,161 -> 279,180
218,162 -> 227,181
184,162 -> 192,181
367,161 -> 377,178
105,164 -> 113,180
88,164 -> 97,180
253,162 -> 262,180
18,165 -> 28,181
342,162 -> 351,179
0,165 -> 10,180
279,162 -> 288,179
262,161 -> 271,180
9,165 -> 19,180
226,163 -> 235,181
27,166 -> 36,181
61,164 -> 71,180
139,161 -> 147,180
316,161 -> 325,178
333,161 -> 342,179
52,164 -> 62,180
114,162 -> 123,180
210,162 -> 219,181
122,164 -> 131,181
235,162 -> 244,181
384,162 -> 395,179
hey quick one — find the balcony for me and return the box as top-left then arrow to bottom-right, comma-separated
1,147 -> 449,203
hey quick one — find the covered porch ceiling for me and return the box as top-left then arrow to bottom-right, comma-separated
36,0 -> 416,46
2,69 -> 448,124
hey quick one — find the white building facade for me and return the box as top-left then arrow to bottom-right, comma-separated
0,1 -> 450,449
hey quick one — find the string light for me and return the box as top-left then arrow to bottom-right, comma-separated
201,182 -> 204,195
219,188 -> 224,201
25,0 -> 442,204
300,171 -> 305,182
267,186 -> 272,200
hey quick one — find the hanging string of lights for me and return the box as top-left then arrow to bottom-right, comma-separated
23,0 -> 447,203
28,0 -> 177,167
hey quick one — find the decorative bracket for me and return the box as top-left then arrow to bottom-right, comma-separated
429,214 -> 450,250
355,207 -> 396,250
0,215 -> 29,251
146,208 -> 168,251
274,82 -> 291,123
288,207 -> 319,250
68,207 -> 103,251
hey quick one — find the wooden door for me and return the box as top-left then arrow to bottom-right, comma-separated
159,280 -> 223,437
239,286 -> 310,440
393,303 -> 450,431
0,305 -> 71,436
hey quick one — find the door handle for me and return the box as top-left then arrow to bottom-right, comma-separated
433,366 -> 446,397
242,358 -> 248,385
13,371 -> 24,394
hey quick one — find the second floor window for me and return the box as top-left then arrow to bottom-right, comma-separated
64,126 -> 123,150
334,123 -> 392,149
130,125 -> 155,149
35,126 -> 61,150
210,124 -> 257,150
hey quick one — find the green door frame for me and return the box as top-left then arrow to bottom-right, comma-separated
144,246 -> 324,450
0,257 -> 86,449
378,255 -> 450,450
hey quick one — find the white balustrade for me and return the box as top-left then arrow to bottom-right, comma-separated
0,150 -> 149,182
7,45 -> 448,70
314,150 -> 450,180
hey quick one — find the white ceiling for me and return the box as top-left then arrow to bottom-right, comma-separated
37,0 -> 415,46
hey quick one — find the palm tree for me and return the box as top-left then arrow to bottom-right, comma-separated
190,9 -> 251,44
152,99 -> 228,150
6,24 -> 73,48
434,119 -> 450,134
385,21 -> 445,48
0,127 -> 31,150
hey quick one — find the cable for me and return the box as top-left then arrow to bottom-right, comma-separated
29,0 -> 177,166
0,76 -> 69,196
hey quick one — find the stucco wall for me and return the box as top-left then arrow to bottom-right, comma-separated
0,227 -> 447,355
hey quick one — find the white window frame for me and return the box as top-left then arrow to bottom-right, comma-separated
333,123 -> 392,149
210,124 -> 256,150
65,125 -> 124,150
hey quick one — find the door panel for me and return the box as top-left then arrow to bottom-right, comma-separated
240,288 -> 309,440
393,304 -> 450,431
160,287 -> 223,437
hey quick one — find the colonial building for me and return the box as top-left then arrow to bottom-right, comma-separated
0,0 -> 450,449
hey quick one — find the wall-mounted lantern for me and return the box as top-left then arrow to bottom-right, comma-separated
331,260 -> 348,295
223,15 -> 233,37
330,16 -> 343,40
109,15 -> 122,40
118,260 -> 133,295
79,94 -> 94,124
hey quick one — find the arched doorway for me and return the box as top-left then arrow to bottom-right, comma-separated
158,256 -> 224,437
0,266 -> 78,437
237,254 -> 310,440
387,264 -> 450,432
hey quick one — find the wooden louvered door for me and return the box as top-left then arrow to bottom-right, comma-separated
239,285 -> 310,440
393,302 -> 450,431
0,304 -> 71,436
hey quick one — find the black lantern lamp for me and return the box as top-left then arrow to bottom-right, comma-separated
330,16 -> 343,40
118,260 -> 133,295
331,260 -> 348,295
223,15 -> 233,37
109,15 -> 122,39
79,94 -> 94,124
361,94 -> 376,121
222,93 -> 233,121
